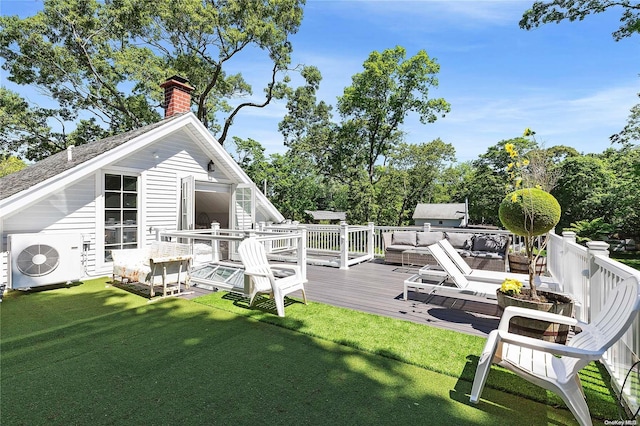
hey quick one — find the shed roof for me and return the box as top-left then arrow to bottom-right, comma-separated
304,210 -> 347,221
412,203 -> 466,220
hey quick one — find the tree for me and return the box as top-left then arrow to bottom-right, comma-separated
0,155 -> 26,177
520,0 -> 640,145
383,139 -> 456,225
336,46 -> 450,185
520,0 -> 640,41
553,154 -> 615,231
0,0 -> 307,160
466,137 -> 538,226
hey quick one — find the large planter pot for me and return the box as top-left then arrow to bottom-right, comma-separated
508,253 -> 546,275
496,289 -> 574,344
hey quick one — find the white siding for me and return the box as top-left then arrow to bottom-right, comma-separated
2,176 -> 98,277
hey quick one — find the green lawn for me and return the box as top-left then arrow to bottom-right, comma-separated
611,252 -> 640,271
0,279 -> 621,425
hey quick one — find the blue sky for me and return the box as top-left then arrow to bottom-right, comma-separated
2,0 -> 639,163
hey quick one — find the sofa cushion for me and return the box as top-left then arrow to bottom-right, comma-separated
386,244 -> 416,252
456,249 -> 473,258
392,231 -> 417,246
470,251 -> 505,260
472,235 -> 508,253
446,232 -> 474,250
416,231 -> 444,247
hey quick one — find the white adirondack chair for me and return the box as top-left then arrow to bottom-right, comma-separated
237,237 -> 308,317
470,275 -> 640,426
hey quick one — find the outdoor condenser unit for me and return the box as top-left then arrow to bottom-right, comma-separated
8,233 -> 84,289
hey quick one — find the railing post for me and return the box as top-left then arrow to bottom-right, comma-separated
586,240 -> 610,323
367,222 -> 375,259
298,226 -> 307,280
155,227 -> 164,241
422,223 -> 431,232
558,231 -> 576,284
211,222 -> 220,262
340,221 -> 349,270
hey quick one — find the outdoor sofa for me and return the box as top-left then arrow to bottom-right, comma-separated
111,241 -> 193,298
382,230 -> 510,271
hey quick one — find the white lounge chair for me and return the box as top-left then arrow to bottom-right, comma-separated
418,244 -> 502,299
470,275 -> 640,426
435,239 -> 561,292
237,237 -> 308,317
438,239 -> 529,283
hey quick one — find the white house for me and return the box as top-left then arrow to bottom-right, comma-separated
0,76 -> 285,289
412,202 -> 468,227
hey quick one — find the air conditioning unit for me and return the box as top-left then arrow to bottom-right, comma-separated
8,233 -> 84,289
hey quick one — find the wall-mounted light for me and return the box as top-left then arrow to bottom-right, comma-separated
207,160 -> 215,172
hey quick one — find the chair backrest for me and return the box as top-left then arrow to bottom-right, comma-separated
428,243 -> 470,288
438,239 -> 473,275
563,275 -> 640,375
238,238 -> 274,292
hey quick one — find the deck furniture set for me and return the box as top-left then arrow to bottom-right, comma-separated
382,230 -> 510,271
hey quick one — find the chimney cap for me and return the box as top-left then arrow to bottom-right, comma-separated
160,75 -> 193,89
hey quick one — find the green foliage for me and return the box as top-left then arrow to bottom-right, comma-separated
553,155 -> 615,232
564,218 -> 615,243
499,188 -> 561,237
0,155 -> 27,177
0,0 -> 307,160
337,46 -> 450,184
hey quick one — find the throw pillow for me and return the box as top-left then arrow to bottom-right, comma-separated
392,231 -> 417,246
445,232 -> 474,250
416,231 -> 445,247
472,235 -> 508,253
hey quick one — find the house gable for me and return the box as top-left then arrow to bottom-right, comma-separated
0,113 -> 284,223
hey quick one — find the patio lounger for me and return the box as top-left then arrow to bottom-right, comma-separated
436,239 -> 561,292
416,244 -> 503,299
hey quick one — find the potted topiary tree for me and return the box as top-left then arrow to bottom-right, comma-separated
495,134 -> 574,343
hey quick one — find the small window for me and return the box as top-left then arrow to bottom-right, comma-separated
104,173 -> 138,261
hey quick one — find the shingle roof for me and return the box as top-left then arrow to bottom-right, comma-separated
304,210 -> 347,221
0,114 -> 183,200
412,203 -> 466,220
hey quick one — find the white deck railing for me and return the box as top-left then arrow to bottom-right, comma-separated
548,231 -> 640,414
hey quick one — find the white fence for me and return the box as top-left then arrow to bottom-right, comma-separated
548,231 -> 640,415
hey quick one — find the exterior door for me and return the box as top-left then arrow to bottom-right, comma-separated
231,183 -> 255,231
180,175 -> 195,231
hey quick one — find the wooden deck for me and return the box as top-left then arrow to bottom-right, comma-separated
188,259 -> 501,338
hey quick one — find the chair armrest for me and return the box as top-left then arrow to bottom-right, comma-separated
498,306 -> 582,332
244,269 -> 270,278
270,265 -> 302,275
496,330 -> 603,359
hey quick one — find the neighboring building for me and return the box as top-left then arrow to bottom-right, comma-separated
412,202 -> 468,227
304,210 -> 347,224
0,76 -> 284,288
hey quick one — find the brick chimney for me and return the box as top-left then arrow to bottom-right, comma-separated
160,75 -> 194,118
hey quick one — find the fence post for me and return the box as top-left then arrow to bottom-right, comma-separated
586,240 -> 610,323
298,226 -> 307,280
422,223 -> 431,232
367,222 -> 375,259
340,221 -> 349,270
211,222 -> 220,262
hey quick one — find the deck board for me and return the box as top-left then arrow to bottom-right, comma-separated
187,259 -> 501,338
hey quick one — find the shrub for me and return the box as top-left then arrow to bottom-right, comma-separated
499,188 -> 561,237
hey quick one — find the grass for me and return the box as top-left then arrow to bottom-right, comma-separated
0,279 -> 621,425
611,252 -> 640,271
